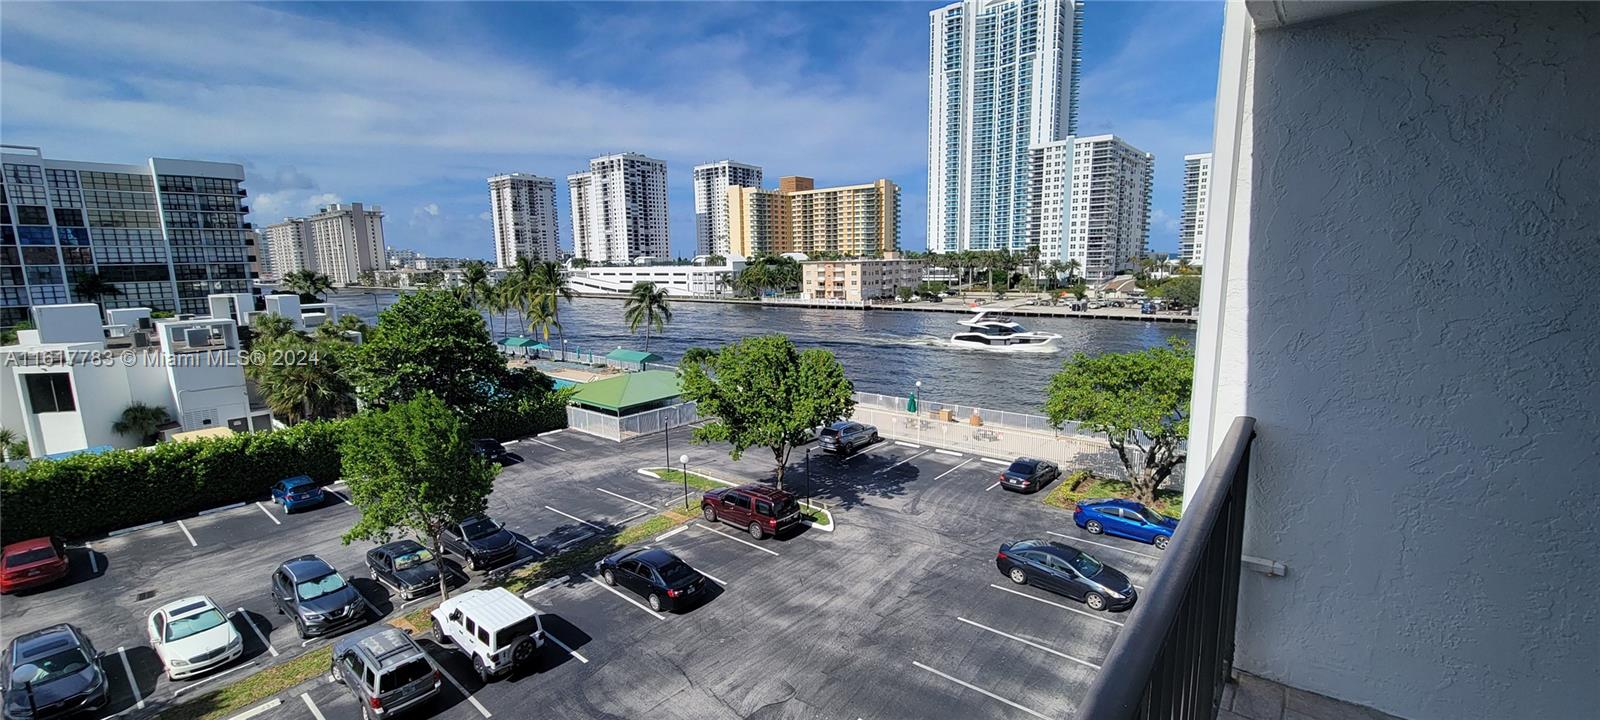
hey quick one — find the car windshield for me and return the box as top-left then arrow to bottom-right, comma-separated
377,658 -> 433,693
296,572 -> 347,600
11,648 -> 90,684
165,609 -> 227,642
393,549 -> 433,570
656,559 -> 698,584
460,518 -> 500,540
4,548 -> 56,567
1064,551 -> 1103,577
1137,507 -> 1169,524
1007,460 -> 1038,474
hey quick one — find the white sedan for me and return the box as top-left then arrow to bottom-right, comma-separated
147,595 -> 243,680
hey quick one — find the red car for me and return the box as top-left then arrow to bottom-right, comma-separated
700,484 -> 803,540
0,536 -> 71,594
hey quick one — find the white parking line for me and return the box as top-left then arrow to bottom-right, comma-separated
228,698 -> 283,720
584,573 -> 665,620
956,616 -> 1101,669
934,449 -> 963,457
198,501 -> 246,516
177,520 -> 198,547
876,450 -> 929,474
596,487 -> 656,510
437,665 -> 493,717
171,661 -> 255,697
237,609 -> 278,657
544,505 -> 605,531
694,523 -> 780,556
987,584 -> 1125,627
300,692 -> 327,720
109,520 -> 163,537
980,457 -> 1010,466
516,538 -> 545,556
698,569 -> 729,586
328,490 -> 354,506
1045,531 -> 1160,560
254,501 -> 282,525
531,438 -> 566,452
544,632 -> 589,663
894,440 -> 922,448
984,481 -> 1001,492
538,429 -> 564,437
655,526 -> 687,542
620,510 -> 649,524
934,457 -> 975,480
522,580 -> 560,598
911,661 -> 1050,720
115,647 -> 144,709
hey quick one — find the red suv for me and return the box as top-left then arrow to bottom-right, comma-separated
701,484 -> 803,540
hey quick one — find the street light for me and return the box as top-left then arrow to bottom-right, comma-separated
679,454 -> 690,510
914,380 -> 923,445
805,447 -> 812,503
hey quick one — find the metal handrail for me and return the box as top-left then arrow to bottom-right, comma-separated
1075,416 -> 1256,720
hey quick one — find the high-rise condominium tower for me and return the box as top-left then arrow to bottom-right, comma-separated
263,218 -> 311,276
488,173 -> 560,268
928,0 -> 1083,255
692,161 -> 762,257
306,203 -> 385,286
1180,153 -> 1213,265
1,145 -> 253,322
1058,135 -> 1152,283
568,153 -> 670,264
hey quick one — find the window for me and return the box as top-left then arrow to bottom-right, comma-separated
16,206 -> 50,226
25,373 -> 75,413
755,500 -> 774,517
54,209 -> 84,227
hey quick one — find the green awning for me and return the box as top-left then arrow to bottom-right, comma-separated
570,370 -> 681,412
500,336 -> 534,347
605,348 -> 663,364
528,342 -> 550,351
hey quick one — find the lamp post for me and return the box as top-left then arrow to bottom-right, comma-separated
914,380 -> 923,445
679,454 -> 690,510
805,447 -> 812,503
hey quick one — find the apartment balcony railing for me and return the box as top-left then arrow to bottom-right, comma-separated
1076,416 -> 1255,720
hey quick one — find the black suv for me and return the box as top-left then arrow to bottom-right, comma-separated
440,515 -> 517,571
270,555 -> 367,639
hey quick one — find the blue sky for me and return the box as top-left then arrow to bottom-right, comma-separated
0,1 -> 1222,259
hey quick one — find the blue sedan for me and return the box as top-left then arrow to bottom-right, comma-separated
1073,498 -> 1179,550
270,475 -> 326,513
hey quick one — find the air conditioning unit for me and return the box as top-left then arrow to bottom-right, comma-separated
132,332 -> 151,348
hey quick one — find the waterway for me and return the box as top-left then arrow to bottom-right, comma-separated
324,291 -> 1195,414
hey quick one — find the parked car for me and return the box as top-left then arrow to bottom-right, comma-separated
1140,302 -> 1156,315
430,587 -> 543,681
270,555 -> 368,639
0,538 -> 70,595
701,484 -> 803,540
328,627 -> 440,720
995,539 -> 1136,611
818,421 -> 878,454
596,548 -> 709,613
998,458 -> 1060,493
269,475 -> 325,514
366,541 -> 443,601
147,595 -> 242,680
2,624 -> 108,719
470,438 -> 509,463
439,515 -> 517,571
1074,498 -> 1180,550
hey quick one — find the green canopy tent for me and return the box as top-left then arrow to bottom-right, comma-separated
569,370 -> 682,416
604,348 -> 664,371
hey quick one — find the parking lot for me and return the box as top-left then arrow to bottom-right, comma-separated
0,428 -> 1166,720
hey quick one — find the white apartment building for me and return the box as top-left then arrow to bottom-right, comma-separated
1179,152 -> 1213,265
692,161 -> 762,257
1063,135 -> 1152,283
800,255 -> 923,302
1027,139 -> 1074,263
566,257 -> 745,297
0,301 -> 274,458
263,218 -> 311,276
928,0 -> 1083,255
569,153 -> 670,265
1,145 -> 254,322
488,173 -> 560,267
307,203 -> 385,286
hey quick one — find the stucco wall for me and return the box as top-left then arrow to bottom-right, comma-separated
1234,3 -> 1598,718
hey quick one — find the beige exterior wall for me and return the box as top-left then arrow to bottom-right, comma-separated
800,256 -> 921,302
726,177 -> 900,257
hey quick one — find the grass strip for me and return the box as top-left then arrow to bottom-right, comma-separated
500,506 -> 699,595
649,467 -> 833,526
1042,470 -> 1184,519
159,646 -> 332,720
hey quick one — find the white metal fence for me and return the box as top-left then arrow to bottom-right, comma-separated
852,392 -> 1098,439
566,401 -> 699,442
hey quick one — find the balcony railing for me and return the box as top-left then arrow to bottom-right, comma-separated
1076,416 -> 1256,720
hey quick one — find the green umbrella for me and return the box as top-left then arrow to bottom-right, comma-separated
907,390 -> 918,413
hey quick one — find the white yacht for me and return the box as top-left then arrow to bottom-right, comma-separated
949,311 -> 1061,352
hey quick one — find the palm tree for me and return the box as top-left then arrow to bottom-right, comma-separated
0,427 -> 21,461
526,293 -> 561,343
622,282 -> 672,352
527,260 -> 573,348
73,272 -> 123,306
454,260 -> 492,308
284,270 -> 334,300
1065,258 -> 1082,284
484,282 -> 514,340
113,402 -> 172,446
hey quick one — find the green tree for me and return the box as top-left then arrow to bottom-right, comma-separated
527,260 -> 573,347
340,394 -> 496,600
679,335 -> 855,489
112,402 -> 172,446
348,289 -> 505,411
453,260 -> 492,308
247,327 -> 356,423
1043,341 -> 1194,505
284,269 -> 334,300
72,272 -> 123,306
895,286 -> 915,302
623,282 -> 672,352
1151,275 -> 1202,307
0,427 -> 28,461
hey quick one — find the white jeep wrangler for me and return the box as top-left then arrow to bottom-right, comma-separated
429,587 -> 544,681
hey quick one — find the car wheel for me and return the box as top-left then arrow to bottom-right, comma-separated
432,619 -> 447,645
603,568 -> 616,586
473,654 -> 490,683
1085,592 -> 1107,611
1008,567 -> 1027,585
282,501 -> 290,514
747,522 -> 765,540
513,639 -> 536,668
647,593 -> 662,612
1086,520 -> 1103,534
1154,535 -> 1170,550
871,432 -> 880,443
702,506 -> 716,522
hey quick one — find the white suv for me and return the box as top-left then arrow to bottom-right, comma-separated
429,588 -> 544,681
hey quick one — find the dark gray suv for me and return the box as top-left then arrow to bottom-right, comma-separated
818,421 -> 878,454
270,555 -> 368,639
329,627 -> 440,719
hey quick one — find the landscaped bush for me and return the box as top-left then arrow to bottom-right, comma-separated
467,386 -> 575,441
0,420 -> 344,543
1042,469 -> 1185,519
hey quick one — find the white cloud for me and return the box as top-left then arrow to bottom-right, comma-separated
419,203 -> 440,217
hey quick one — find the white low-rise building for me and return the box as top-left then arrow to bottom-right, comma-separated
567,257 -> 744,297
1,300 -> 276,459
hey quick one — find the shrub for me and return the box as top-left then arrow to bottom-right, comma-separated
0,421 -> 344,543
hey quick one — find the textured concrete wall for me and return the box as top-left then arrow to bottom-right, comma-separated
1236,3 -> 1598,718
